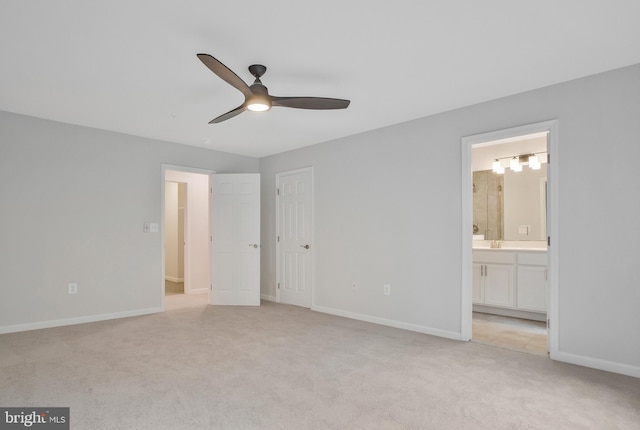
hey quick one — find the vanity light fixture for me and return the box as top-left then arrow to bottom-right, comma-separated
491,152 -> 546,174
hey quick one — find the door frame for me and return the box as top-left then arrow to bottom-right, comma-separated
460,120 -> 559,358
161,164 -> 215,310
275,166 -> 315,307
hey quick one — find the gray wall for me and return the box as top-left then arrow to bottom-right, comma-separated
0,111 -> 258,329
260,63 -> 640,374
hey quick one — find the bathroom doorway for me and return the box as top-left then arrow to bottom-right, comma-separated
461,121 -> 559,358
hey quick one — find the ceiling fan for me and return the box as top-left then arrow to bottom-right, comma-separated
197,53 -> 350,124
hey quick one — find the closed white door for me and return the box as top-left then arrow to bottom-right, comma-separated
277,168 -> 313,307
210,174 -> 260,306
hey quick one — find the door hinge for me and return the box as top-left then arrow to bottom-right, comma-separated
277,282 -> 280,289
210,236 -> 213,242
277,188 -> 280,196
210,284 -> 212,291
547,319 -> 550,328
210,187 -> 213,194
277,235 -> 280,242
547,236 -> 551,246
547,153 -> 550,164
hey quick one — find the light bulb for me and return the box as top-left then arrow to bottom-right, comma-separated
528,154 -> 541,170
510,157 -> 522,172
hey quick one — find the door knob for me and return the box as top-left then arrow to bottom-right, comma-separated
300,244 -> 310,249
249,244 -> 259,248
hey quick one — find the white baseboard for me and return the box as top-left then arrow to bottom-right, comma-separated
261,294 -> 277,302
0,307 -> 163,335
554,351 -> 640,379
165,276 -> 184,283
186,288 -> 208,295
312,305 -> 463,341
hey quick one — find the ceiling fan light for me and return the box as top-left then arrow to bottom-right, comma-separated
247,102 -> 270,112
247,96 -> 271,112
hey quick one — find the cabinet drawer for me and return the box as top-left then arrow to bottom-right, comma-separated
518,252 -> 547,266
473,250 -> 515,265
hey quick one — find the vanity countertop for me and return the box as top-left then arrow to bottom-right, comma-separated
473,246 -> 547,252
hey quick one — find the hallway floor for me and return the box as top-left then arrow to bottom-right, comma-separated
165,280 -> 184,295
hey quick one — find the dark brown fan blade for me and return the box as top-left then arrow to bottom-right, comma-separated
209,104 -> 246,124
270,96 -> 350,110
197,53 -> 253,99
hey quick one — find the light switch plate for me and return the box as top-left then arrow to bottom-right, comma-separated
68,283 -> 78,294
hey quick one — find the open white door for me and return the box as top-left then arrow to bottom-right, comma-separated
210,174 -> 260,306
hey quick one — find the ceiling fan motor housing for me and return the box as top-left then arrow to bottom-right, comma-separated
247,81 -> 271,111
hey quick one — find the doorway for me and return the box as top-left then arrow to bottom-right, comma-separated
164,181 -> 186,295
162,166 -> 213,310
461,121 -> 559,358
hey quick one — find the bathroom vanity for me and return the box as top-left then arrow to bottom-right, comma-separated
472,247 -> 547,322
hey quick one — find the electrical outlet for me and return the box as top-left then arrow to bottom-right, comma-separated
384,284 -> 391,296
68,283 -> 78,294
351,282 -> 357,289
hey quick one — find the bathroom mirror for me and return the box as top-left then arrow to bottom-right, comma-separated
473,164 -> 547,241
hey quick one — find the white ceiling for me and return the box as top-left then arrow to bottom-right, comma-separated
1,1 -> 640,158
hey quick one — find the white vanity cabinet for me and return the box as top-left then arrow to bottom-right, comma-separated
472,251 -> 516,309
473,249 -> 547,318
516,252 -> 548,312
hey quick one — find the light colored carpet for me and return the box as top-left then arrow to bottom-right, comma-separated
1,300 -> 639,429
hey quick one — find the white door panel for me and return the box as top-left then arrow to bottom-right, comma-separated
211,174 -> 260,306
277,168 -> 313,307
